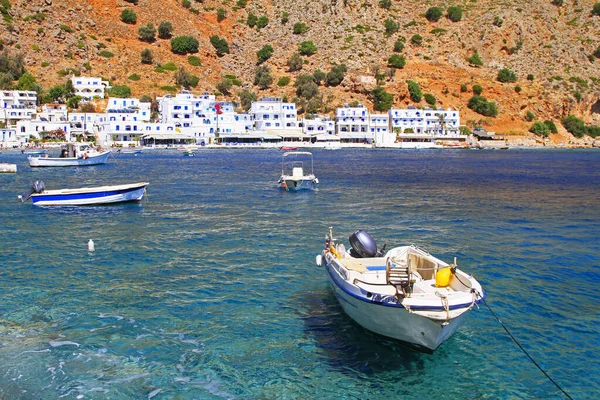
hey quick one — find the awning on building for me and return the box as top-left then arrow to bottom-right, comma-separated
142,133 -> 196,140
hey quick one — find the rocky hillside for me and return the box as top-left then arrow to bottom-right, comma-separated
3,0 -> 600,142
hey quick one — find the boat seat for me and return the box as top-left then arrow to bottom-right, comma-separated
340,257 -> 367,273
292,167 -> 303,178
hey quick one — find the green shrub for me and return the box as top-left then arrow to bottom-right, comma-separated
466,52 -> 483,66
99,50 -> 114,58
158,21 -> 173,39
128,73 -> 141,81
562,115 -> 586,137
325,63 -> 347,86
281,12 -> 289,24
384,18 -> 399,35
141,48 -> 153,64
410,34 -> 422,46
544,120 -> 558,134
593,3 -> 600,16
515,85 -> 522,93
188,56 -> 201,66
59,24 -> 73,32
407,80 -> 422,102
293,22 -> 309,34
239,89 -> 257,110
379,0 -> 392,10
372,86 -> 394,111
393,39 -> 404,52
174,67 -> 199,88
162,62 -> 178,71
525,110 -> 535,121
216,78 -> 233,95
574,91 -> 582,102
277,76 -> 291,87
287,53 -> 303,72
467,95 -> 498,117
217,8 -> 226,22
586,125 -> 600,138
424,93 -> 436,106
447,6 -> 463,22
460,84 -> 467,92
210,35 -> 230,56
121,9 -> 137,24
388,54 -> 406,69
171,36 -> 199,54
247,13 -> 258,27
493,16 -> 503,27
257,16 -> 269,28
298,41 -> 317,56
254,65 -> 273,89
425,7 -> 443,22
237,0 -> 247,7
138,23 -> 156,42
295,74 -> 319,99
530,121 -> 550,137
256,45 -> 274,64
108,85 -> 131,98
182,0 -> 191,8
527,74 -> 534,81
313,69 -> 326,85
497,68 -> 517,83
472,84 -> 482,95
41,61 -> 49,67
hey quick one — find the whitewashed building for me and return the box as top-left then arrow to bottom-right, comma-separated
335,105 -> 372,145
71,76 -> 110,100
0,128 -> 18,147
38,104 -> 68,123
0,90 -> 37,126
370,113 -> 390,146
250,97 -> 300,131
15,119 -> 72,143
157,90 -> 252,144
301,116 -> 335,136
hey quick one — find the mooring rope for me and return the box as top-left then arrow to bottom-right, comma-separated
477,293 -> 573,400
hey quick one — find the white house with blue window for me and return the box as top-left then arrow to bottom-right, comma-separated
106,97 -> 151,122
0,90 -> 37,126
301,116 -> 335,136
71,76 -> 110,100
335,104 -> 372,145
15,119 -> 72,143
250,97 -> 300,130
0,128 -> 18,147
370,113 -> 390,146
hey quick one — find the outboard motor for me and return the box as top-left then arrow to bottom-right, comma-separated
349,229 -> 386,258
18,180 -> 45,202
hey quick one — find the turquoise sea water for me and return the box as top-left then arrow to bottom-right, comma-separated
0,148 -> 598,399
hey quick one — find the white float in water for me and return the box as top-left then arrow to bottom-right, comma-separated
88,239 -> 95,252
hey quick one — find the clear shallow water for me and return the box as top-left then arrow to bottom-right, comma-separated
0,148 -> 598,399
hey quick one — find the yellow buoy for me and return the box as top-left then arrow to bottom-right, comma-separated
435,267 -> 453,287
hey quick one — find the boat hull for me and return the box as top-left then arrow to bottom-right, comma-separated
280,177 -> 318,191
28,151 -> 111,167
322,254 -> 469,351
30,183 -> 148,206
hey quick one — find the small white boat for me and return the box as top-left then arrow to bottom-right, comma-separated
19,181 -> 149,206
316,228 -> 484,351
277,151 -> 319,191
117,148 -> 143,154
22,149 -> 47,155
28,143 -> 111,167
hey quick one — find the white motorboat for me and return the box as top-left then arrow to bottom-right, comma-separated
316,228 -> 485,351
277,151 -> 319,191
28,143 -> 111,167
19,181 -> 149,206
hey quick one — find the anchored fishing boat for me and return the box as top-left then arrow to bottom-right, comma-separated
18,181 -> 149,206
316,228 -> 485,351
277,151 -> 319,191
28,143 -> 111,167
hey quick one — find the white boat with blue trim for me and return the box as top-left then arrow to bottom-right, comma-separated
277,151 -> 319,191
19,181 -> 148,206
28,143 -> 111,167
316,228 -> 485,351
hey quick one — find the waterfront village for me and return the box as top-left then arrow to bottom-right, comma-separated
1,76 -> 544,150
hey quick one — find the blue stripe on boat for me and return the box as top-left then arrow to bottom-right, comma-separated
31,187 -> 139,204
366,266 -> 387,271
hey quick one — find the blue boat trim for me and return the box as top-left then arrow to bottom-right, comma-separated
31,186 -> 142,204
366,266 -> 387,271
324,257 -> 485,310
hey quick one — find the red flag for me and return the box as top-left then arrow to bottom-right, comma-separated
215,102 -> 223,114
